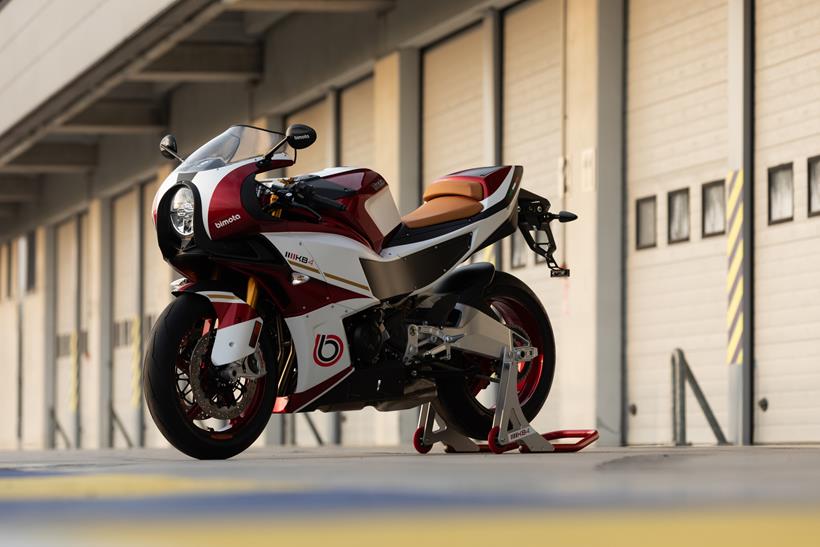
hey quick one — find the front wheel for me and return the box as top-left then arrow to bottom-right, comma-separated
143,294 -> 279,460
433,271 -> 556,440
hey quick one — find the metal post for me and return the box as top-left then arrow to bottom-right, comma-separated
327,87 -> 343,446
136,187 -> 146,447
672,352 -> 686,446
741,0 -> 755,447
44,226 -> 56,449
74,215 -> 83,448
99,198 -> 113,448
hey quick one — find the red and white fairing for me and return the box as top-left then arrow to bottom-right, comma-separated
155,158 -> 520,412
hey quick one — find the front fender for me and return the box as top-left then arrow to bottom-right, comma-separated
173,281 -> 262,366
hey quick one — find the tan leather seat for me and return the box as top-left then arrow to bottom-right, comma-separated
401,178 -> 484,229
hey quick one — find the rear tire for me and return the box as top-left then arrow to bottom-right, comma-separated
433,271 -> 556,440
143,294 -> 278,460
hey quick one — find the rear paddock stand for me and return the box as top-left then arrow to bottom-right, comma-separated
412,347 -> 598,454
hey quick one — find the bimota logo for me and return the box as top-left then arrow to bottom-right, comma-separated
313,334 -> 343,367
293,134 -> 310,140
214,214 -> 241,229
285,250 -> 314,266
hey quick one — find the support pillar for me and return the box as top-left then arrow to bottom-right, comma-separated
726,0 -> 754,445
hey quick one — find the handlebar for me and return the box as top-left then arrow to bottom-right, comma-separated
311,193 -> 346,211
259,180 -> 346,220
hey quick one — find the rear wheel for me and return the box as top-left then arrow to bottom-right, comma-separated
143,294 -> 279,460
433,271 -> 556,440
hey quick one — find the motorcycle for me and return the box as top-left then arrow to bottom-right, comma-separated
144,123 -> 576,459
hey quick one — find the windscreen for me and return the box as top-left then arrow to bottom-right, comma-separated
178,125 -> 292,173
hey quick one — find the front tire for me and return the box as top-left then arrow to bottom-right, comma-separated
433,271 -> 556,440
144,294 -> 278,460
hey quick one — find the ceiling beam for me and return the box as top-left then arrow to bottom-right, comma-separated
130,43 -> 261,83
224,0 -> 394,11
0,204 -> 20,218
0,143 -> 96,174
0,178 -> 39,202
53,100 -> 164,135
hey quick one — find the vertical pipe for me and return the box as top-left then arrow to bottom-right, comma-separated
619,0 -> 630,447
136,187 -> 146,448
99,198 -> 113,448
74,215 -> 82,448
741,0 -> 755,447
484,8 -> 502,267
328,88 -> 343,446
44,226 -> 56,449
15,240 -> 22,448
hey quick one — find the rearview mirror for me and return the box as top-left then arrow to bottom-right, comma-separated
159,134 -> 182,162
285,124 -> 316,150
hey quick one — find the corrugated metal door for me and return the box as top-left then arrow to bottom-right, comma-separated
422,26 -> 485,187
112,190 -> 141,448
340,77 -> 375,168
754,0 -> 820,442
501,0 -> 563,431
141,179 -> 171,447
626,0 -> 729,444
286,99 -> 330,177
54,219 -> 79,449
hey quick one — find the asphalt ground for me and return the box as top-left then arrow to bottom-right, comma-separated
0,444 -> 819,546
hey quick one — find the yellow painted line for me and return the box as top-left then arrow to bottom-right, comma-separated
726,244 -> 744,291
324,271 -> 371,292
727,312 -> 744,363
726,202 -> 744,253
288,259 -> 371,292
726,282 -> 743,328
82,508 -> 820,547
130,316 -> 142,409
69,330 -> 79,412
0,474 -> 299,500
727,170 -> 744,215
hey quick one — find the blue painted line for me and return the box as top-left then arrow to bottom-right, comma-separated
0,468 -> 64,478
0,488 -> 548,522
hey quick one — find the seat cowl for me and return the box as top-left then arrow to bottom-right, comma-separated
423,178 -> 484,201
401,195 -> 483,229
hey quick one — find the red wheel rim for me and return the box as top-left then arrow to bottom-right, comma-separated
173,320 -> 268,439
469,296 -> 545,408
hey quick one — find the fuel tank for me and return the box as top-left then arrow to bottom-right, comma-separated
305,167 -> 401,252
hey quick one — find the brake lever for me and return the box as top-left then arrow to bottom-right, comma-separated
289,200 -> 322,222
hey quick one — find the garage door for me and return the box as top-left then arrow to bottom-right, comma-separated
340,77 -> 375,168
626,0 -> 729,444
112,190 -> 141,448
286,98 -> 330,177
422,25 -> 485,187
54,219 -> 79,449
754,0 -> 820,442
500,0 -> 563,431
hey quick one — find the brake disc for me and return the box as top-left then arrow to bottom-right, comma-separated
189,335 -> 258,420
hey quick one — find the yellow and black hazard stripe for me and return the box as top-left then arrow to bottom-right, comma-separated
726,169 -> 745,366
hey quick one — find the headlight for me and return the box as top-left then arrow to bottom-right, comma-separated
170,187 -> 195,237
